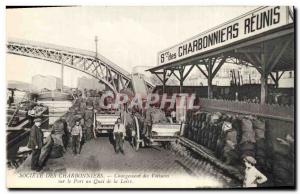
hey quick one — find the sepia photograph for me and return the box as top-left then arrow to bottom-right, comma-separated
5,5 -> 295,189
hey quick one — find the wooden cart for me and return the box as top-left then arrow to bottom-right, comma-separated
131,116 -> 182,151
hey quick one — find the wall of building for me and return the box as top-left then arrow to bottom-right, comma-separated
77,76 -> 105,90
185,64 -> 294,88
278,71 -> 294,88
32,75 -> 62,91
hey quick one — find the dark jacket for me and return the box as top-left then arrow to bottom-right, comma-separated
28,125 -> 44,149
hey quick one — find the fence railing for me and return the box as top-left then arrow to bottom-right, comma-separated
198,98 -> 294,122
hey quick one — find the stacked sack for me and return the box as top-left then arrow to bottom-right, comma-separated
183,110 -> 193,138
202,113 -> 211,147
49,119 -> 68,158
199,113 -> 207,146
192,113 -> 201,142
239,116 -> 256,159
86,97 -> 95,108
79,98 -> 87,113
190,114 -> 198,141
252,118 -> 266,171
195,113 -> 203,144
183,110 -> 299,186
93,96 -> 101,112
184,111 -> 267,168
208,112 -> 223,151
272,134 -> 294,186
84,107 -> 94,141
219,118 -> 238,165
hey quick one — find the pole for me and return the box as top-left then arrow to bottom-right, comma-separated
260,44 -> 267,104
249,74 -> 251,84
163,70 -> 166,94
275,71 -> 279,88
179,69 -> 184,93
95,36 -> 98,58
260,73 -> 268,104
207,60 -> 213,99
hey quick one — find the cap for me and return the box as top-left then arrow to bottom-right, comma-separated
34,118 -> 42,122
244,156 -> 256,165
86,106 -> 93,110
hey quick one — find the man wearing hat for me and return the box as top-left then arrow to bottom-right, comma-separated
70,119 -> 83,155
28,117 -> 44,171
113,117 -> 126,154
243,156 -> 267,187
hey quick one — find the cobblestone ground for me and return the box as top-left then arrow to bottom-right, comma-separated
43,136 -> 240,188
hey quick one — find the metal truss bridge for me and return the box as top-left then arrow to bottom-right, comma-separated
7,38 -> 153,94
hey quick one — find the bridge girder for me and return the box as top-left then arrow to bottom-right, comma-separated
6,40 -> 132,94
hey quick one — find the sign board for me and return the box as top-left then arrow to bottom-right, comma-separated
158,6 -> 290,66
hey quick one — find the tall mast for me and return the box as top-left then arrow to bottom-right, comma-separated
95,36 -> 98,58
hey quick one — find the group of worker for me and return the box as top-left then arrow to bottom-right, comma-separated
28,108 -> 267,188
28,117 -> 84,171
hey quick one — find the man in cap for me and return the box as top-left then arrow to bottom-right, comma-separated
28,117 -> 44,171
70,119 -> 83,155
113,117 -> 126,154
243,156 -> 267,187
143,105 -> 153,137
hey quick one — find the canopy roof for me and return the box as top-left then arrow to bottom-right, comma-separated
148,7 -> 294,73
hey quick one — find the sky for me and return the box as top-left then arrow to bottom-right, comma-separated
6,6 -> 257,87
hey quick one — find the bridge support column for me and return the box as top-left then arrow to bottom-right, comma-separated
197,56 -> 226,99
207,61 -> 213,99
260,72 -> 268,104
163,70 -> 166,94
179,69 -> 184,93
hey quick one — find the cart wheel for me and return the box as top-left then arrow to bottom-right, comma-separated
93,113 -> 97,139
163,142 -> 171,150
133,136 -> 140,151
133,116 -> 140,151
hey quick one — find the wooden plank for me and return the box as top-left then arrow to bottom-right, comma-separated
183,65 -> 195,81
195,64 -> 208,78
153,72 -> 163,83
212,56 -> 227,78
266,38 -> 293,73
178,137 -> 243,181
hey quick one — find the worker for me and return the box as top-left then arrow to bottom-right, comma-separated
7,89 -> 14,107
113,118 -> 126,154
27,118 -> 44,171
144,106 -> 153,137
27,97 -> 39,125
70,119 -> 83,155
243,156 -> 268,187
171,109 -> 176,123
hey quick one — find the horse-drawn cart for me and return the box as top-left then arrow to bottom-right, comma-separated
131,115 -> 182,151
93,109 -> 120,137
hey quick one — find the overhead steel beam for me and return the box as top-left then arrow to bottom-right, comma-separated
6,40 -> 139,93
266,37 -> 293,73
